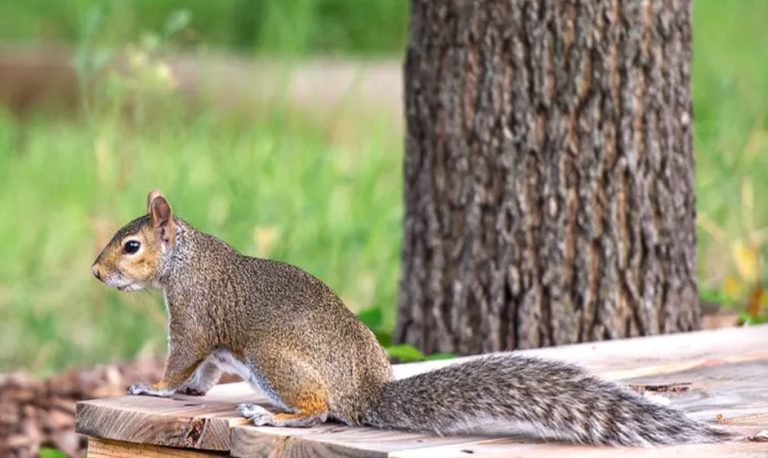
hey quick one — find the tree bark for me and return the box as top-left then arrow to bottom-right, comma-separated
396,0 -> 699,355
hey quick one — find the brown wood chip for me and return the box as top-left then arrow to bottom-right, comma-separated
627,382 -> 692,393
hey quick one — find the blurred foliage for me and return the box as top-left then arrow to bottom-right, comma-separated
1,0 -> 768,374
693,0 -> 768,324
0,107 -> 404,373
0,9 -> 404,370
0,0 -> 408,55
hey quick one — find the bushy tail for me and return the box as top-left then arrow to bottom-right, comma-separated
362,354 -> 731,446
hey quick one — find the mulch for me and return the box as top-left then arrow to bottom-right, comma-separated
0,358 -> 163,458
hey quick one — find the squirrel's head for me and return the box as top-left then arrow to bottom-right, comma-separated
92,190 -> 177,292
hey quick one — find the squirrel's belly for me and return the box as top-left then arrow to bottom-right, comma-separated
207,348 -> 291,412
209,348 -> 252,379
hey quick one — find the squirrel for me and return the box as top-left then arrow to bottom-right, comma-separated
91,190 -> 730,446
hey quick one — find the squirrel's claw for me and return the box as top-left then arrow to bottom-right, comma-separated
126,383 -> 174,397
177,386 -> 207,396
238,403 -> 274,426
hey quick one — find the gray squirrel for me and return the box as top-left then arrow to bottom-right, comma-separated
91,190 -> 730,446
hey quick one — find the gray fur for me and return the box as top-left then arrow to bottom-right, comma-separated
362,354 -> 731,446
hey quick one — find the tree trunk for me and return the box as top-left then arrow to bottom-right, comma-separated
396,0 -> 699,355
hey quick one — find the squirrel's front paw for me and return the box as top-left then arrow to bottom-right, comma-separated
126,383 -> 152,396
127,383 -> 173,397
238,403 -> 274,426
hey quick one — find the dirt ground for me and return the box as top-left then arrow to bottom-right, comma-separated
0,45 -> 403,129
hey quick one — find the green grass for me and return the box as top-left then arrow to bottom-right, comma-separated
2,0 -> 768,373
0,0 -> 408,55
692,0 -> 768,299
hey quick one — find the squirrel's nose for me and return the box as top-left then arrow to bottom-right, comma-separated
92,265 -> 102,281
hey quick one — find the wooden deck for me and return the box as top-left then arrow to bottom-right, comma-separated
76,325 -> 768,457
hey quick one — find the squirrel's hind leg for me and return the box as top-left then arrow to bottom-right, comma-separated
239,349 -> 331,428
237,381 -> 330,427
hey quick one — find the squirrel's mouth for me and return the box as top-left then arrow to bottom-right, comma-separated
116,283 -> 143,292
100,272 -> 144,292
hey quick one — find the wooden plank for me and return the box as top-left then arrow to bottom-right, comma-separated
76,325 -> 768,457
231,327 -> 768,457
391,324 -> 768,380
231,360 -> 768,457
76,383 -> 264,450
391,359 -> 768,457
391,439 -> 768,458
86,437 -> 227,457
656,361 -> 768,428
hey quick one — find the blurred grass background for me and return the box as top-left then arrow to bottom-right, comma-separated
0,0 -> 767,374
0,0 -> 407,55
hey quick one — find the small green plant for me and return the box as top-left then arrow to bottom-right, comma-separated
358,307 -> 455,362
385,344 -> 455,363
75,6 -> 188,124
38,448 -> 67,458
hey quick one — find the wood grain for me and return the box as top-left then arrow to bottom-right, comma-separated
391,438 -> 768,458
391,324 -> 768,379
230,424 -> 488,458
86,437 -> 227,457
76,383 -> 263,450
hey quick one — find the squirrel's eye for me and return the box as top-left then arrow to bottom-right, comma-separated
123,240 -> 141,254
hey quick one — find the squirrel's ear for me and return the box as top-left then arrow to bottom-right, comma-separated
147,189 -> 165,214
148,190 -> 175,242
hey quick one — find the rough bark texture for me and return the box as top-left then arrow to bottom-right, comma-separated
396,0 -> 699,355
